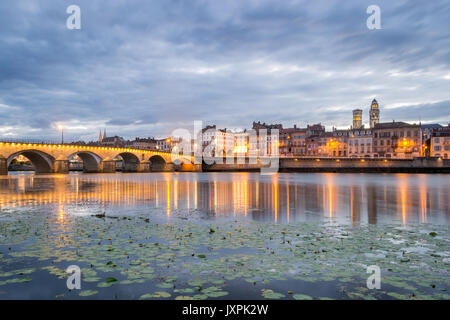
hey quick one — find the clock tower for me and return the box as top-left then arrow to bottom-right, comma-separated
369,99 -> 380,128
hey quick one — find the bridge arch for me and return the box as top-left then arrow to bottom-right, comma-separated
68,151 -> 102,173
115,152 -> 141,172
7,149 -> 55,174
149,155 -> 166,172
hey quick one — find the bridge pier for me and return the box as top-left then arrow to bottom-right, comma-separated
179,163 -> 202,172
101,160 -> 116,173
163,162 -> 175,172
0,155 -> 7,175
123,162 -> 139,172
83,166 -> 101,173
54,159 -> 69,174
138,161 -> 151,172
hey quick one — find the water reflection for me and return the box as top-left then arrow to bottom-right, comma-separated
0,172 -> 449,225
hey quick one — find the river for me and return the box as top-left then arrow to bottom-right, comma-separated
0,172 -> 449,299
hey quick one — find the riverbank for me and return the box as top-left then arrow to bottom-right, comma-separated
204,157 -> 450,173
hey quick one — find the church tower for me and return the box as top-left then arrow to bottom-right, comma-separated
369,99 -> 380,128
352,109 -> 363,129
98,130 -> 103,142
103,129 -> 107,140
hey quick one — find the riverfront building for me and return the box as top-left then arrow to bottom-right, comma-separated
251,122 -> 282,156
372,121 -> 422,158
279,125 -> 307,156
129,137 -> 157,150
201,125 -> 235,157
318,130 -> 349,157
430,126 -> 450,158
290,128 -> 308,156
348,128 -> 373,158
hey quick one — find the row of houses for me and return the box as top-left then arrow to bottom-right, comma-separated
197,99 -> 449,159
85,99 -> 449,159
88,121 -> 448,159
277,121 -> 425,159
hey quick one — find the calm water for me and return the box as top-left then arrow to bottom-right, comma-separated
0,172 -> 449,300
1,172 -> 449,225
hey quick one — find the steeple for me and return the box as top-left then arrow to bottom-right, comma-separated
369,98 -> 380,128
103,129 -> 107,139
98,130 -> 103,142
371,99 -> 379,108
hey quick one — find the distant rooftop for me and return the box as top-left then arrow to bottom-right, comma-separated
421,123 -> 443,129
374,121 -> 419,129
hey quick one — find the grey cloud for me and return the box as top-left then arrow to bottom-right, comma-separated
0,0 -> 449,141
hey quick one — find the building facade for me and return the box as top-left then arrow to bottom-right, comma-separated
348,128 -> 372,158
156,138 -> 172,152
290,128 -> 307,156
372,121 -> 422,158
279,125 -> 306,156
251,121 -> 282,156
201,125 -> 235,157
129,138 -> 157,150
430,127 -> 450,158
318,130 -> 349,157
233,131 -> 249,157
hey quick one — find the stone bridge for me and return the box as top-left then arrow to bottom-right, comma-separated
0,141 -> 201,175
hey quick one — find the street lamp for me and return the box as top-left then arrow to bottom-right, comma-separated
58,125 -> 64,144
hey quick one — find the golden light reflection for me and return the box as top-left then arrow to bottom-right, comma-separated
286,182 -> 290,223
167,180 -> 171,216
272,175 -> 278,224
194,181 -> 198,209
398,175 -> 408,225
324,174 -> 335,222
59,206 -> 65,222
187,181 -> 190,212
419,175 -> 428,223
0,173 -> 444,225
244,181 -> 248,217
214,181 -> 218,211
174,179 -> 178,210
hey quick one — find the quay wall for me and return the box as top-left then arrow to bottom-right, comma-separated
205,157 -> 450,173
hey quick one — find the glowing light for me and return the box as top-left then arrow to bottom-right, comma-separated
167,180 -> 171,216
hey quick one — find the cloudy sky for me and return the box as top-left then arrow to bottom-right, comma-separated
0,0 -> 449,142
